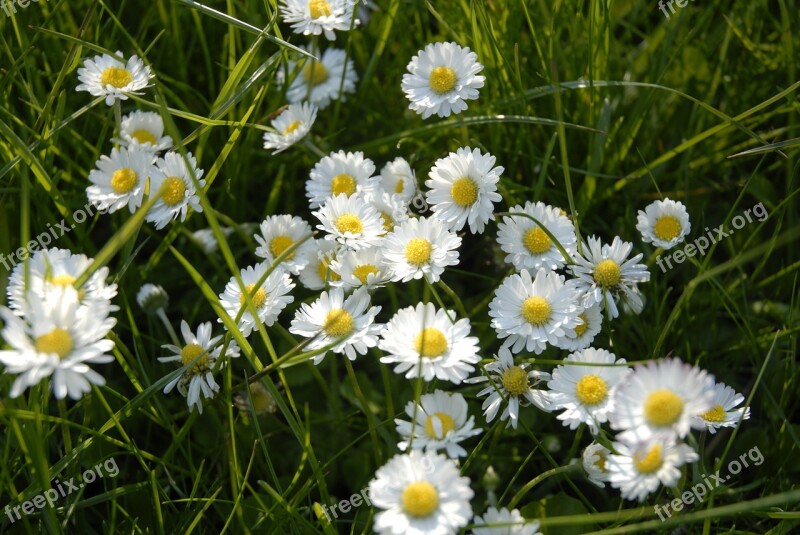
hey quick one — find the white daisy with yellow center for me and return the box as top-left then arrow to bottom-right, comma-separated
218,263 -> 296,337
118,110 -> 173,152
278,0 -> 357,41
382,216 -> 461,283
297,239 -> 341,290
329,246 -> 393,291
559,303 -> 603,351
425,146 -> 503,234
254,214 -> 315,275
401,42 -> 486,119
582,442 -> 612,488
497,201 -> 577,272
313,193 -> 385,250
285,45 -> 358,110
473,506 -> 542,535
368,450 -> 473,535
306,150 -> 376,209
75,51 -> 154,106
636,198 -> 691,249
694,381 -> 751,434
290,286 -> 381,363
146,151 -> 205,230
86,146 -> 155,214
378,157 -> 418,205
263,102 -> 318,154
364,189 -> 410,235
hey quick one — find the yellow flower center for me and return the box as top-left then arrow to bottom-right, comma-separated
239,284 -> 268,308
282,120 -> 301,135
380,212 -> 394,232
594,456 -> 607,472
450,177 -> 478,207
644,389 -> 685,426
324,308 -> 354,337
701,404 -> 726,423
501,366 -> 529,397
270,235 -> 295,260
308,0 -> 331,19
414,327 -> 448,358
180,343 -> 210,373
335,213 -> 363,235
574,313 -> 588,337
100,66 -> 133,88
424,412 -> 456,439
654,215 -> 681,241
405,238 -> 432,266
35,328 -> 73,359
523,226 -> 552,254
353,264 -> 379,284
131,129 -> 157,145
521,296 -> 551,325
330,173 -> 356,197
402,481 -> 439,517
633,444 -> 663,474
110,167 -> 138,194
160,176 -> 186,206
303,60 -> 329,86
49,274 -> 77,287
593,259 -> 621,288
394,180 -> 405,194
429,66 -> 457,94
317,258 -> 340,282
575,374 -> 608,405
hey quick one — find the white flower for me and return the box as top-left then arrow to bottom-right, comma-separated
329,246 -> 393,291
425,146 -> 503,234
488,268 -> 583,355
190,226 -> 235,254
136,283 -> 168,314
473,506 -> 542,535
582,442 -> 612,488
401,42 -> 485,119
365,188 -> 411,234
86,146 -> 155,214
306,150 -> 376,208
285,45 -> 357,110
278,0 -> 357,41
262,102 -> 317,154
395,390 -> 482,459
568,236 -> 650,319
547,348 -> 631,434
159,320 -> 240,414
254,215 -> 316,275
218,263 -> 295,337
379,302 -> 480,384
146,151 -> 205,230
465,347 -> 551,429
297,239 -> 340,290
558,303 -> 603,351
0,286 -> 116,400
75,51 -> 154,105
368,450 -> 473,535
610,358 -> 715,443
497,201 -> 577,272
382,216 -> 461,283
313,193 -> 385,250
117,110 -> 173,152
694,381 -> 751,433
378,157 -> 418,204
637,198 -> 691,249
289,286 -> 381,362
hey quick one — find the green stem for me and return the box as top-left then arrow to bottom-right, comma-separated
508,463 -> 580,509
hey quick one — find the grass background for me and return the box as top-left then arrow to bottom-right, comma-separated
0,0 -> 798,533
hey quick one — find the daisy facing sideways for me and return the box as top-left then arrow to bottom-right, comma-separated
695,381 -> 751,433
636,198 -> 691,250
262,102 -> 317,154
472,506 -> 542,535
75,50 -> 154,105
582,442 -> 612,488
285,45 -> 357,110
382,216 -> 461,283
117,110 -> 173,152
378,156 -> 418,204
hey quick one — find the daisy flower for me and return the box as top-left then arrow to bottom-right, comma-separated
379,302 -> 480,384
278,0 -> 357,41
568,236 -> 650,319
488,268 -> 583,355
382,216 -> 461,283
306,150 -> 376,209
425,146 -> 503,234
547,348 -> 631,434
607,435 -> 699,502
117,110 -> 173,152
497,201 -> 577,272
368,450 -> 473,535
559,303 -> 603,351
159,320 -> 240,414
297,239 -> 340,290
218,263 -> 296,337
582,442 -> 612,488
473,506 -> 542,535
610,358 -> 715,442
395,390 -> 482,459
253,214 -> 316,275
313,193 -> 384,250
378,156 -> 418,204
86,146 -> 155,214
262,102 -> 317,154
636,198 -> 691,249
190,226 -> 243,255
365,189 -> 410,234
465,347 -> 551,429
136,283 -> 168,314
401,42 -> 485,119
75,51 -> 154,105
146,151 -> 205,230
285,45 -> 357,110
0,286 -> 116,400
289,286 -> 381,363
329,246 -> 393,291
695,381 -> 751,433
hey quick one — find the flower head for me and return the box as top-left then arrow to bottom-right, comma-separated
285,46 -> 357,110
636,198 -> 691,249
263,102 -> 317,154
76,51 -> 154,105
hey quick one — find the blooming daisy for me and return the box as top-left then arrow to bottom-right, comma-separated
159,320 -> 240,414
607,435 -> 699,502
289,286 -> 381,362
329,246 -> 393,291
382,216 -> 461,283
401,42 -> 485,119
75,51 -> 154,105
379,302 -> 480,384
497,201 -> 577,272
488,267 -> 583,355
559,303 -> 603,351
547,348 -> 631,434
253,215 -> 315,275
262,102 -> 317,154
365,189 -> 410,234
278,0 -> 357,41
610,358 -> 715,442
218,263 -> 296,337
86,146 -> 155,214
368,450 -> 473,535
146,151 -> 205,230
306,150 -> 376,209
636,198 -> 691,249
136,283 -> 168,314
395,390 -> 482,458
695,381 -> 751,433
379,156 -> 418,204
582,442 -> 612,488
285,45 -> 357,110
473,506 -> 542,535
568,236 -> 650,319
312,193 -> 385,250
190,226 -> 238,254
297,239 -> 341,290
0,286 -> 116,400
117,110 -> 173,152
465,347 -> 551,429
425,146 -> 503,234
